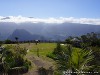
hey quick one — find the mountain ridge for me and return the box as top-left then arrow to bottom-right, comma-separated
0,22 -> 100,41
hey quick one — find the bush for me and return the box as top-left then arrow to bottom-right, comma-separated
1,45 -> 31,74
4,39 -> 12,44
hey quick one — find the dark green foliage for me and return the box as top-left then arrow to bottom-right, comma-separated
89,47 -> 100,73
65,36 -> 73,44
4,39 -> 12,44
81,32 -> 100,47
64,32 -> 100,74
0,45 -> 31,74
15,37 -> 19,41
4,45 -> 28,67
65,32 -> 100,47
15,37 -> 19,44
47,42 -> 64,60
0,41 -> 3,47
38,66 -> 54,75
23,59 -> 31,69
53,42 -> 62,55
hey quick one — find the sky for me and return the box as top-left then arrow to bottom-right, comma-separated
0,0 -> 100,25
0,0 -> 100,18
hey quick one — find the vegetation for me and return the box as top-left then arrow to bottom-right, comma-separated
0,44 -> 31,74
65,32 -> 100,47
4,39 -> 12,44
48,44 -> 94,74
0,43 -> 56,75
47,32 -> 100,75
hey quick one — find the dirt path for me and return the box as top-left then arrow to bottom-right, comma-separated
24,55 -> 54,75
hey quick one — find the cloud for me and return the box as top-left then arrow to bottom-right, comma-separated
0,16 -> 100,25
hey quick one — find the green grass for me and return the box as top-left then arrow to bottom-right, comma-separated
29,43 -> 56,59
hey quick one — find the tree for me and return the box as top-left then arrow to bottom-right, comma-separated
4,39 -> 12,44
15,37 -> 18,41
65,36 -> 73,44
0,41 -> 3,47
81,32 -> 100,46
53,42 -> 62,54
15,37 -> 19,44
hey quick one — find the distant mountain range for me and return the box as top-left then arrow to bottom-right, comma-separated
0,22 -> 100,41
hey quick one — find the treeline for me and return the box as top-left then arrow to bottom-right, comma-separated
65,32 -> 100,47
0,39 -> 57,44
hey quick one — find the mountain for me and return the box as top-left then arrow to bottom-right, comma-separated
0,22 -> 17,40
8,29 -> 45,41
0,22 -> 100,41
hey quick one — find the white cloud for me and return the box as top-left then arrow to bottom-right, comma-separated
0,16 -> 100,25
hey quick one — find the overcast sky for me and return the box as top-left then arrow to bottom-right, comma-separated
0,0 -> 100,25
